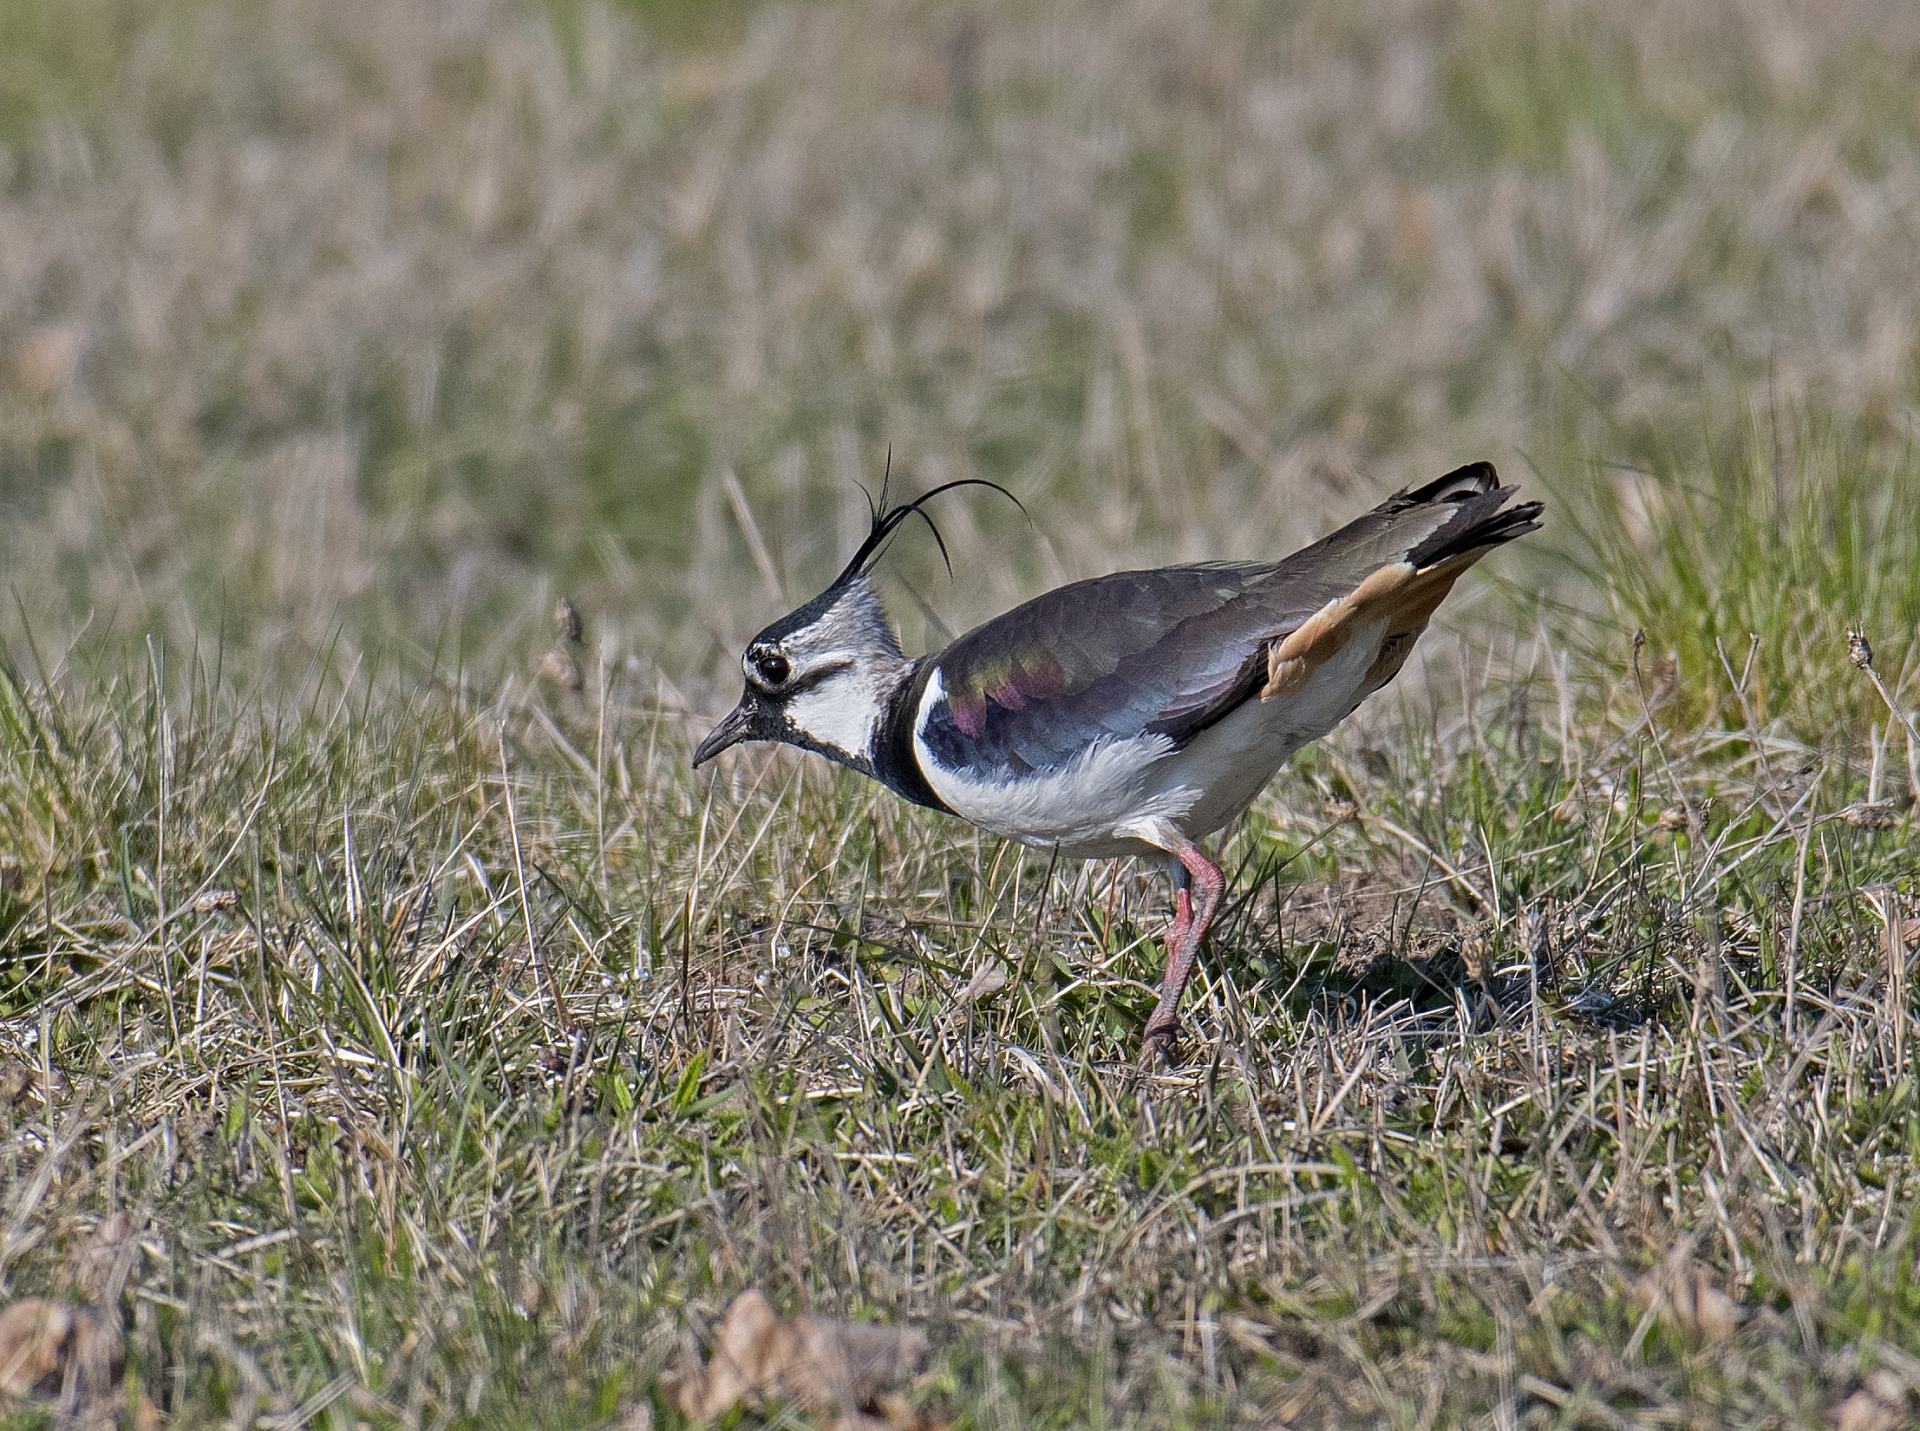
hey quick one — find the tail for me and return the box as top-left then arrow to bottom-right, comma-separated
1259,462 -> 1543,700
1395,461 -> 1544,569
1288,460 -> 1543,574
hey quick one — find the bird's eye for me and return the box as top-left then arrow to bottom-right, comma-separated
754,651 -> 791,687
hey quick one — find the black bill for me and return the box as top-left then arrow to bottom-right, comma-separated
691,700 -> 757,767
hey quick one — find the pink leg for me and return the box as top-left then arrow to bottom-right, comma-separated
1140,837 -> 1225,1063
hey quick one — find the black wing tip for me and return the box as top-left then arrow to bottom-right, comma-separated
1393,460 -> 1502,508
1474,496 -> 1545,548
1405,488 -> 1544,570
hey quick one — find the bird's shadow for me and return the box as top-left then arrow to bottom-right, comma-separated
1208,869 -> 1656,1039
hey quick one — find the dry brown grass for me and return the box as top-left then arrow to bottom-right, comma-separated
2,0 -> 1917,673
2,0 -> 1919,1426
0,618 -> 1916,1425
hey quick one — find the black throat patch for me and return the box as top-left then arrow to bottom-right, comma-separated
870,658 -> 952,814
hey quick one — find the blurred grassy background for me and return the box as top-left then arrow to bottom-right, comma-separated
6,5 -> 1920,1425
2,0 -> 1917,709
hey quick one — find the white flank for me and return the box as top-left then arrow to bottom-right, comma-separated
914,670 -> 1191,854
1154,617 -> 1386,836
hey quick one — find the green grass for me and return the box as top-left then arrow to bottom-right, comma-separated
1557,421 -> 1920,743
2,575 -> 1917,1425
2,0 -> 1920,1424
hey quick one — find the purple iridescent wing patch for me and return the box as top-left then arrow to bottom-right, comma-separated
920,564 -> 1312,777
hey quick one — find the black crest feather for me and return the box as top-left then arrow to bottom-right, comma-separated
829,452 -> 1027,590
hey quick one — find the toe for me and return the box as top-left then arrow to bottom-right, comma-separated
1139,1018 -> 1181,1064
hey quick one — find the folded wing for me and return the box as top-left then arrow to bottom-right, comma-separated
918,463 -> 1540,778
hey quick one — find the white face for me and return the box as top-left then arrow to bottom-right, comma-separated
742,577 -> 906,765
781,665 -> 893,761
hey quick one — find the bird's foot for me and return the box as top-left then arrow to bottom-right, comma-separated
1139,1015 -> 1181,1066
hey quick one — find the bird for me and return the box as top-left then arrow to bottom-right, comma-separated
693,462 -> 1542,1061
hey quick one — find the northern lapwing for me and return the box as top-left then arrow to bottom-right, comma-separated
693,463 -> 1542,1061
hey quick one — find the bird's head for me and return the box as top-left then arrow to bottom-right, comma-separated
691,575 -> 905,773
692,472 -> 1022,775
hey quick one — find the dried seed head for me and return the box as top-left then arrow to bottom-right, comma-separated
539,647 -> 585,692
553,1271 -> 600,1356
1835,1371 -> 1908,1431
1355,746 -> 1392,780
1848,628 -> 1873,670
1840,802 -> 1898,832
1460,929 -> 1489,980
1634,1246 -> 1741,1345
555,597 -> 583,644
9,324 -> 82,400
957,962 -> 1008,1004
1654,804 -> 1693,834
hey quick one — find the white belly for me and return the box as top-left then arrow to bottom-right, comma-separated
917,726 -> 1189,856
915,622 -> 1385,859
